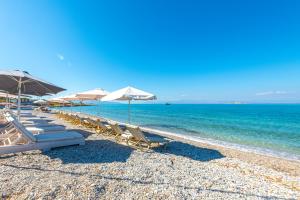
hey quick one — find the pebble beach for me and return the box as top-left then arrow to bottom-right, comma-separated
0,111 -> 299,199
1,0 -> 300,199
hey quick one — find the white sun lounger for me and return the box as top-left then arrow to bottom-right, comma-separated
25,125 -> 66,134
0,115 -> 85,155
3,112 -> 64,133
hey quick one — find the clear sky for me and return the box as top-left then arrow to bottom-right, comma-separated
0,0 -> 299,103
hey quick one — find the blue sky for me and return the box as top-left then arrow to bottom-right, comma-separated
0,0 -> 299,103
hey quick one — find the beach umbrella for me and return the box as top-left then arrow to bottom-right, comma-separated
0,70 -> 65,118
48,98 -> 69,104
60,94 -> 91,111
101,86 -> 156,123
61,94 -> 78,108
0,91 -> 31,99
61,94 -> 91,102
61,94 -> 92,106
76,88 -> 109,115
0,92 -> 18,99
0,92 -> 16,108
61,94 -> 80,101
48,97 -> 70,107
76,88 -> 109,100
33,99 -> 48,105
0,92 -> 30,108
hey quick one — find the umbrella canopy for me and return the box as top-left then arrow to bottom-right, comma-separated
60,94 -> 92,102
0,70 -> 65,118
33,99 -> 48,105
101,86 -> 156,101
0,92 -> 16,99
101,86 -> 156,123
48,98 -> 69,104
0,70 -> 65,96
0,92 -> 25,108
0,92 -> 26,99
76,88 -> 109,100
60,94 -> 82,101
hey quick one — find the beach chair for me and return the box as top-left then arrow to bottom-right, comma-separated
58,112 -> 83,127
82,118 -> 98,130
81,117 -> 94,129
0,115 -> 85,155
2,113 -> 65,134
8,112 -> 50,123
0,110 -> 7,122
0,121 -> 15,135
87,118 -> 113,136
70,114 -> 83,126
125,125 -> 168,150
108,123 -> 130,142
0,124 -> 17,137
0,127 -> 26,146
1,113 -> 19,132
55,111 -> 65,119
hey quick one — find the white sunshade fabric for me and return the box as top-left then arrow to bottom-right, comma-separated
48,98 -> 69,104
0,92 -> 28,99
60,94 -> 88,101
101,86 -> 156,124
101,86 -> 156,101
76,88 -> 109,100
0,70 -> 65,118
0,70 -> 65,96
0,92 -> 29,108
33,99 -> 47,104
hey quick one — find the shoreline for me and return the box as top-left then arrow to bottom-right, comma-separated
141,127 -> 300,162
65,109 -> 300,162
61,110 -> 300,176
142,126 -> 300,177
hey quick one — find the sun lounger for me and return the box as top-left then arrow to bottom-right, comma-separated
23,123 -> 62,127
21,120 -> 53,125
107,122 -> 128,141
0,124 -> 17,136
4,112 -> 51,125
0,115 -> 85,155
67,114 -> 82,125
25,125 -> 66,134
0,122 -> 15,134
89,118 -> 112,135
108,122 -> 167,150
125,125 -> 168,150
1,112 -> 64,134
0,128 -> 26,146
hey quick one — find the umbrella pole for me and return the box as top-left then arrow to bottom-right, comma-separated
17,78 -> 22,120
128,100 -> 131,124
80,100 -> 82,113
97,99 -> 101,117
5,92 -> 8,109
8,97 -> 10,109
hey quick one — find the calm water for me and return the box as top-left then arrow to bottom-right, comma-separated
59,104 -> 300,159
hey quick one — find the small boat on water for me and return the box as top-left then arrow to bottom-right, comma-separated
165,102 -> 171,105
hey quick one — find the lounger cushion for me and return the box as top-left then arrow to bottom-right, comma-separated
24,124 -> 61,128
21,121 -> 52,125
26,126 -> 65,133
121,133 -> 133,139
35,131 -> 83,142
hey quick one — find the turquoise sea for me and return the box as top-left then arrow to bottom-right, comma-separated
59,104 -> 300,160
